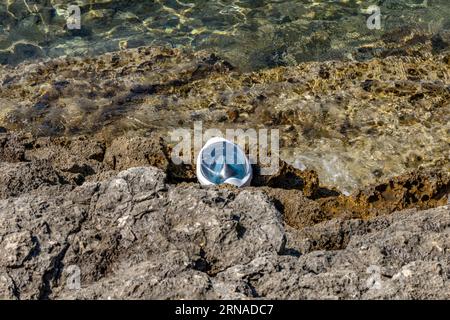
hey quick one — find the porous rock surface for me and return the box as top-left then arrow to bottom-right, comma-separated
0,165 -> 448,300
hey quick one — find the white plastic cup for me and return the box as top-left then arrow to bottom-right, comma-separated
196,137 -> 252,187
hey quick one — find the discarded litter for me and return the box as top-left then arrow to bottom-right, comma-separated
196,137 -> 252,187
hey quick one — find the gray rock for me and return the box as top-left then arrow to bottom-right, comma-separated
0,166 -> 448,300
0,167 -> 286,299
0,161 -> 70,199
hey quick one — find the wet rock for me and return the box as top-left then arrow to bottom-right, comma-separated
0,44 -> 448,192
252,161 -> 320,197
318,169 -> 450,221
104,133 -> 169,172
0,133 -> 28,162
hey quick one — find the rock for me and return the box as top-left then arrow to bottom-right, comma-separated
0,161 -> 63,199
0,189 -> 87,299
0,31 -> 448,300
104,133 -> 169,172
0,167 -> 286,299
252,161 -> 320,197
0,133 -> 28,162
0,130 -> 447,224
24,135 -> 107,185
0,165 -> 448,300
228,206 -> 450,300
318,169 -> 450,220
261,188 -> 331,228
0,231 -> 34,268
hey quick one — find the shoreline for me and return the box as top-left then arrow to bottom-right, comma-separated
0,130 -> 448,218
0,39 -> 449,299
1,38 -> 449,192
0,130 -> 448,299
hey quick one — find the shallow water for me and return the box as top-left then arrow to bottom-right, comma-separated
0,1 -> 449,193
1,0 -> 449,69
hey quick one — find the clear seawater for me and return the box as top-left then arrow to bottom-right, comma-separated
0,0 -> 449,70
0,1 -> 449,193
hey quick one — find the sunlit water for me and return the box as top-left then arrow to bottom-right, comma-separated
1,0 -> 449,69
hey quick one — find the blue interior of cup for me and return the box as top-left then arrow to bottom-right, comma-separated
200,141 -> 247,185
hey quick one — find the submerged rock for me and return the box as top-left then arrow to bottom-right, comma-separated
0,42 -> 449,192
0,40 -> 449,299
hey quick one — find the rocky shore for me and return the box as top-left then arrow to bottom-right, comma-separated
0,132 -> 448,299
0,31 -> 449,299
